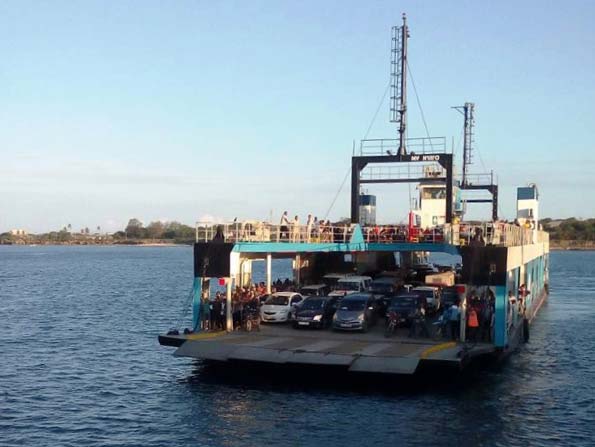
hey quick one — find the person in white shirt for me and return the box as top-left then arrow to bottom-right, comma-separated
291,215 -> 300,242
280,211 -> 290,241
306,214 -> 313,242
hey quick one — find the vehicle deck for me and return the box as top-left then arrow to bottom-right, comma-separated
159,324 -> 496,375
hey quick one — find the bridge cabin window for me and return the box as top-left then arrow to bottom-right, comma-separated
422,188 -> 446,200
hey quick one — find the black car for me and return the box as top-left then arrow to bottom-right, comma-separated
293,296 -> 338,329
299,284 -> 331,297
386,292 -> 427,326
369,278 -> 400,315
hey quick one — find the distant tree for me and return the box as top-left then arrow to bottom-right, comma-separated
84,227 -> 90,235
163,221 -> 194,240
67,223 -> 72,232
146,221 -> 165,239
125,218 -> 144,238
97,226 -> 101,233
57,230 -> 72,242
541,217 -> 595,241
112,231 -> 126,240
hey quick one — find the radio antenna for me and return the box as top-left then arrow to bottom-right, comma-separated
390,13 -> 409,156
452,102 -> 475,185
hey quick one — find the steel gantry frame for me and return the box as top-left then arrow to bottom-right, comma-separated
350,152 -> 454,224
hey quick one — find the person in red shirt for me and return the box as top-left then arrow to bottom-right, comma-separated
467,301 -> 480,342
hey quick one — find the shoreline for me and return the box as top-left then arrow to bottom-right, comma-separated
2,241 -> 594,251
550,247 -> 595,251
0,241 -> 190,247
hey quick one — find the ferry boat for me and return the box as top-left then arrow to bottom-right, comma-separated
159,15 -> 549,376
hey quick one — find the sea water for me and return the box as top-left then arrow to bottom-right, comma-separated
1,246 -> 593,446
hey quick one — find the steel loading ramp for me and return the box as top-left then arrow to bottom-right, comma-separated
168,327 -> 475,375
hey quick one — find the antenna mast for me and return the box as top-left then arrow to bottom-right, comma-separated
453,102 -> 475,185
390,13 -> 409,156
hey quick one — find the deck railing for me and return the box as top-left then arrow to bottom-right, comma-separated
195,221 -> 548,248
195,222 -> 354,244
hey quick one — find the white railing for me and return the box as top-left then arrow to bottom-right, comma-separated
195,222 -> 354,244
195,220 -> 548,248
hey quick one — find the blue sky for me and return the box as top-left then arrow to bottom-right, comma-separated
1,1 -> 594,233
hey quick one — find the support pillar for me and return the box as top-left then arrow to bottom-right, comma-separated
445,155 -> 453,223
295,254 -> 301,286
494,285 -> 507,347
266,253 -> 272,294
351,158 -> 361,224
460,296 -> 466,342
226,277 -> 233,332
192,277 -> 202,332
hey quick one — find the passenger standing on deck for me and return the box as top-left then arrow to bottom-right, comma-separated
291,215 -> 300,242
212,292 -> 223,330
518,284 -> 530,305
449,300 -> 461,341
220,296 -> 227,330
280,211 -> 290,241
480,299 -> 493,342
409,303 -> 429,338
201,297 -> 210,331
312,217 -> 319,240
467,305 -> 479,342
306,214 -> 313,242
508,290 -> 517,333
232,295 -> 243,330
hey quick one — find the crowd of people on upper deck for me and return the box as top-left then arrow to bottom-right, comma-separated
208,211 -> 542,247
279,211 -> 350,243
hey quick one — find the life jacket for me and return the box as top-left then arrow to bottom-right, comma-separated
468,309 -> 479,328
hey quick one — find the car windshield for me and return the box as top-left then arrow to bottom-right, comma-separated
416,289 -> 434,298
265,296 -> 289,306
300,287 -> 320,295
337,281 -> 360,291
301,299 -> 325,310
370,283 -> 393,294
339,300 -> 366,311
390,296 -> 418,309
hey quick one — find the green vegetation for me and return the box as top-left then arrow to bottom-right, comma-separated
541,218 -> 595,242
115,218 -> 195,243
0,218 -> 196,245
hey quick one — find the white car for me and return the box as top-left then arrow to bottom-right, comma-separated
322,273 -> 352,289
260,292 -> 304,323
329,276 -> 373,297
412,286 -> 441,312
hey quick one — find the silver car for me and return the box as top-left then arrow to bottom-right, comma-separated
332,293 -> 377,332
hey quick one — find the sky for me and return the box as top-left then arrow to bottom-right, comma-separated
1,0 -> 594,233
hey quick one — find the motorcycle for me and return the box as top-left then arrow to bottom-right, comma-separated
242,307 -> 261,332
384,311 -> 400,337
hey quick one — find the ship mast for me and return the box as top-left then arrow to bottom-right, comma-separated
390,13 -> 409,156
452,102 -> 475,186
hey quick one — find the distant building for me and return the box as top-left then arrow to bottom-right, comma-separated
9,229 -> 27,236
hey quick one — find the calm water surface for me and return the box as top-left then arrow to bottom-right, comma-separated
1,246 -> 594,446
